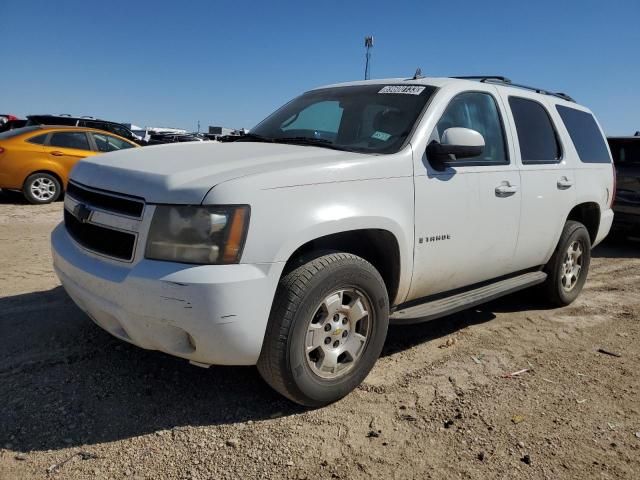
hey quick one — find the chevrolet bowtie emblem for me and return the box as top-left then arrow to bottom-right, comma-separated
73,203 -> 92,223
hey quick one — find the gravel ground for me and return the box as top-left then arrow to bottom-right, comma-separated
1,194 -> 639,480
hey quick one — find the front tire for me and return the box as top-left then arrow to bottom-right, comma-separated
257,253 -> 389,407
542,220 -> 591,306
23,173 -> 61,204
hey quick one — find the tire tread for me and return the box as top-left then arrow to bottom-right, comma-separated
258,252 -> 385,405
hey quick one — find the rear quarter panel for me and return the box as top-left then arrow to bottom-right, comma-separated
553,103 -> 614,246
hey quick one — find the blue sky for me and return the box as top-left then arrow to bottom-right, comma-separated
2,0 -> 638,134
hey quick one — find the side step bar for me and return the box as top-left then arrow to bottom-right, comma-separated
390,271 -> 547,324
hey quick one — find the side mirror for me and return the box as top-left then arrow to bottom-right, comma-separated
427,127 -> 485,164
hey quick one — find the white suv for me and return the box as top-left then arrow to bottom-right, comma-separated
51,75 -> 615,406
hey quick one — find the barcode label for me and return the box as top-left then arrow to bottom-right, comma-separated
378,85 -> 426,95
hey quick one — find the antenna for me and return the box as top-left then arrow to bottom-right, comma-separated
364,36 -> 374,80
413,68 -> 424,79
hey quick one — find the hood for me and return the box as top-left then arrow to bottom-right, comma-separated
70,141 -> 370,204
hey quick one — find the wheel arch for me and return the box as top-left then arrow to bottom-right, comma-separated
23,169 -> 65,192
566,202 -> 600,244
282,228 -> 403,306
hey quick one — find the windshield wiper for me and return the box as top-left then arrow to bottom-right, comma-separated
233,133 -> 277,143
273,136 -> 353,152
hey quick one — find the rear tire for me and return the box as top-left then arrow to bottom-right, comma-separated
23,173 -> 61,204
542,220 -> 591,306
257,252 -> 389,407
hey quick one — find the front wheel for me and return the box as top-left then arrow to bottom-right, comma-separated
23,173 -> 61,204
257,253 -> 389,407
542,220 -> 591,306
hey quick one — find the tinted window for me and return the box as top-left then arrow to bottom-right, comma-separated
608,138 -> 640,166
92,133 -> 135,152
27,134 -> 48,145
49,132 -> 91,150
556,105 -> 611,163
509,97 -> 561,163
434,92 -> 507,165
251,84 -> 436,154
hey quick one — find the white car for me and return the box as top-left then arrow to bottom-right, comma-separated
51,75 -> 615,406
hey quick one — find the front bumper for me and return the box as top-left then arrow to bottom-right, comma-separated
51,223 -> 284,365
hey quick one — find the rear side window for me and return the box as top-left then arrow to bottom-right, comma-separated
556,106 -> 611,163
49,132 -> 91,151
27,134 -> 48,145
508,97 -> 561,164
92,133 -> 135,152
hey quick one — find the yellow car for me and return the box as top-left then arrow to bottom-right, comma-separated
0,125 -> 139,204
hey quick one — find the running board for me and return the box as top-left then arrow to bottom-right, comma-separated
390,271 -> 547,324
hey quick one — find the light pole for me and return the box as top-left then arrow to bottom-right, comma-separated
364,36 -> 373,80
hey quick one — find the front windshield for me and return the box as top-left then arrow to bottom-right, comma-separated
249,84 -> 436,154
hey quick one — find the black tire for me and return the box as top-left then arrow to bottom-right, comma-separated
257,252 -> 389,407
23,173 -> 61,204
542,220 -> 591,307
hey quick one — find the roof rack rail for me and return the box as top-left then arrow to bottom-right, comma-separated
453,75 -> 512,83
452,76 -> 575,103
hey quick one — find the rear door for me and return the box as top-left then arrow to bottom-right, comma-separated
43,130 -> 96,176
498,93 -> 576,270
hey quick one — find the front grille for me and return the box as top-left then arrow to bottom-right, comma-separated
67,182 -> 144,217
64,210 -> 136,261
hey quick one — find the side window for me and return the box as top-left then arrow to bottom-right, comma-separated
556,105 -> 611,163
281,101 -> 343,139
509,97 -> 561,164
49,132 -> 91,151
434,92 -> 507,165
92,133 -> 135,152
27,133 -> 48,145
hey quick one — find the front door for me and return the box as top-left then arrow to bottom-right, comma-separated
409,88 -> 521,301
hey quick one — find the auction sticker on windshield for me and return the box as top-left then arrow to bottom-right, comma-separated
378,85 -> 426,95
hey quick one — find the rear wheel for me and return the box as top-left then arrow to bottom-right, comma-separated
23,173 -> 61,204
257,253 -> 389,407
542,220 -> 591,306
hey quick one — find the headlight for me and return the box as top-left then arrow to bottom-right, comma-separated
145,205 -> 250,264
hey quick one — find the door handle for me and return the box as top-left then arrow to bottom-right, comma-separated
495,183 -> 519,197
50,151 -> 65,156
557,177 -> 574,189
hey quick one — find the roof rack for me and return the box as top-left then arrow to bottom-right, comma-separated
452,76 -> 575,102
454,75 -> 512,83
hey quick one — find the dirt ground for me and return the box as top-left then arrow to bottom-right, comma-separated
1,193 -> 639,480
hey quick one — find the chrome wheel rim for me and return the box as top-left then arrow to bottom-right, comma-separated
561,240 -> 584,292
30,177 -> 56,201
304,288 -> 373,379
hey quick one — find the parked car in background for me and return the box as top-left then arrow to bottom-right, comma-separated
26,115 -> 147,145
0,118 -> 28,133
0,114 -> 19,125
608,133 -> 640,236
0,126 -> 138,204
147,132 -> 206,145
52,75 -> 614,406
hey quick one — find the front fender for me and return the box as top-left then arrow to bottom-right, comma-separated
208,176 -> 416,304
